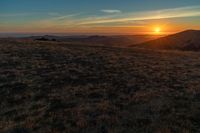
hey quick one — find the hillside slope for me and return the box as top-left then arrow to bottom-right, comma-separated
132,30 -> 200,51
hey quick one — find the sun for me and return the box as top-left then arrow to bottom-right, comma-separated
154,27 -> 161,34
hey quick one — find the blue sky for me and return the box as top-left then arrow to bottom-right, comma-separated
1,0 -> 200,34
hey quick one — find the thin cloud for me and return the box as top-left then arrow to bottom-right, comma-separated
101,9 -> 121,13
2,6 -> 200,32
48,12 -> 60,16
15,5 -> 200,30
81,6 -> 200,25
0,13 -> 31,17
51,13 -> 82,21
28,13 -> 83,29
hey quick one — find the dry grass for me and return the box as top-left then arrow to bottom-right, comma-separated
0,39 -> 200,133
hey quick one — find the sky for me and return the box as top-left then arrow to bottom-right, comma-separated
0,0 -> 200,35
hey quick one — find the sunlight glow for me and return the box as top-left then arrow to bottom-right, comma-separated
154,27 -> 161,34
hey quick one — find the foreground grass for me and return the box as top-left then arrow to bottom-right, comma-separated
0,39 -> 200,133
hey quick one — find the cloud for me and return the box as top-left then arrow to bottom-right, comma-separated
48,12 -> 60,16
52,13 -> 82,21
80,6 -> 200,25
27,13 -> 83,30
2,5 -> 200,33
0,13 -> 31,17
101,9 -> 121,13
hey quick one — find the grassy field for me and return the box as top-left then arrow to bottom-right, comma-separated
0,39 -> 200,133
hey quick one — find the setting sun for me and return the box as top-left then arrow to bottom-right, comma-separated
154,27 -> 161,34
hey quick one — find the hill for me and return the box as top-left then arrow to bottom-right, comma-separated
23,35 -> 162,47
132,30 -> 200,51
0,39 -> 200,132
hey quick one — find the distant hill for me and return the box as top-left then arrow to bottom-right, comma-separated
24,35 -> 162,47
132,30 -> 200,51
